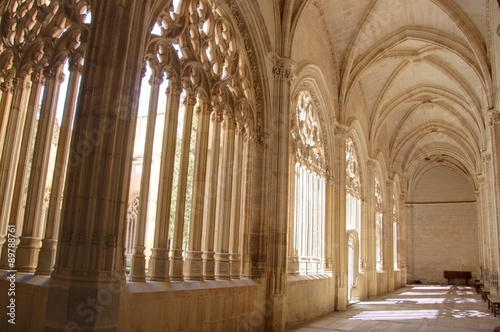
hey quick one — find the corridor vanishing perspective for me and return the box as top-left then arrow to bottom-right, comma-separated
0,0 -> 500,331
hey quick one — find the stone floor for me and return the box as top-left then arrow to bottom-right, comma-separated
288,285 -> 500,331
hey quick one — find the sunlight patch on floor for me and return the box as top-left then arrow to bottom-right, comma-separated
349,309 -> 440,320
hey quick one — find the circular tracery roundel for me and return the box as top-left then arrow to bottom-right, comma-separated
291,90 -> 326,174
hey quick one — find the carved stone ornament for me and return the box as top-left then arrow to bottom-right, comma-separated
486,108 -> 500,126
291,91 -> 326,173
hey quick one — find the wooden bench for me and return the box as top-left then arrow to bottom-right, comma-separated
475,281 -> 484,294
481,288 -> 491,302
443,271 -> 472,286
488,294 -> 500,317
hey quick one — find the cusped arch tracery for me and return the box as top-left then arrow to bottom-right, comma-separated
0,0 -> 90,82
146,0 -> 259,134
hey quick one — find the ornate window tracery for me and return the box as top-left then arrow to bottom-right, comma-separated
126,0 -> 258,281
288,90 -> 326,275
0,0 -> 90,274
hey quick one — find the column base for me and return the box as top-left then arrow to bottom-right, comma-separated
35,239 -> 57,275
128,246 -> 146,282
15,236 -> 42,272
147,248 -> 169,281
266,294 -> 286,332
229,253 -> 241,279
169,248 -> 184,281
336,286 -> 348,310
184,250 -> 203,280
202,251 -> 215,280
214,252 -> 230,280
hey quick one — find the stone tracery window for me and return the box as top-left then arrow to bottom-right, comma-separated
288,90 -> 326,275
126,0 -> 257,282
0,0 -> 90,274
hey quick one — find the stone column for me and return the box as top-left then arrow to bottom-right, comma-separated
0,74 -> 41,267
265,55 -> 295,331
487,109 -> 500,293
475,189 -> 485,279
333,125 -> 348,310
229,121 -> 244,279
324,177 -> 335,272
0,77 -> 30,236
202,107 -> 222,280
46,2 -> 153,330
184,101 -> 210,280
482,149 -> 499,293
128,70 -> 163,282
240,130 -> 261,278
148,81 -> 181,281
287,157 -> 299,275
16,66 -> 64,272
365,160 -> 377,297
213,111 -> 235,280
170,90 -> 196,281
36,61 -> 81,275
406,202 -> 415,283
0,82 -> 14,171
385,180 -> 395,292
398,193 -> 407,285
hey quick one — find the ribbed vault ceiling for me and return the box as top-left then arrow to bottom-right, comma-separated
295,0 -> 494,194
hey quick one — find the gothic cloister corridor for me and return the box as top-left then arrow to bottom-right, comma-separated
0,0 -> 500,331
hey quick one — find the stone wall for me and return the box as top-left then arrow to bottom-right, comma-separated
285,275 -> 336,328
119,279 -> 265,331
0,274 -> 265,331
411,202 -> 479,284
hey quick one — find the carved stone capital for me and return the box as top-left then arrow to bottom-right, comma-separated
31,70 -> 45,84
486,108 -> 500,126
334,125 -> 349,139
270,54 -> 296,83
367,159 -> 377,169
43,67 -> 57,79
149,72 -> 164,86
0,81 -> 10,92
68,59 -> 80,73
210,108 -> 223,123
235,122 -> 245,136
222,112 -> 236,130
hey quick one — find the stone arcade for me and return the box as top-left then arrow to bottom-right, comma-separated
0,0 -> 500,331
